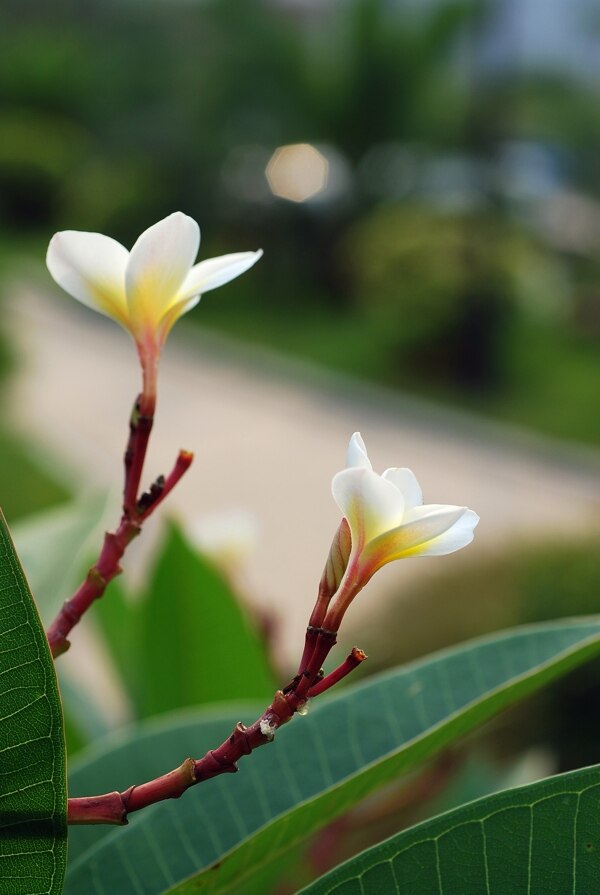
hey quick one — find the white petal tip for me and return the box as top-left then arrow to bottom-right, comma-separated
246,248 -> 263,266
166,210 -> 197,225
463,509 -> 480,527
346,432 -> 371,469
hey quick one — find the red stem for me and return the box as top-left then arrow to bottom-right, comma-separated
294,628 -> 338,701
46,517 -> 141,657
123,394 -> 155,515
69,688 -> 303,824
46,391 -> 192,658
307,647 -> 367,698
67,640 -> 368,825
137,450 -> 194,522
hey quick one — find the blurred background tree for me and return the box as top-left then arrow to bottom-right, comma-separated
1,0 -> 598,444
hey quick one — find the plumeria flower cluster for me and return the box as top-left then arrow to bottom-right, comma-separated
320,432 -> 479,630
47,212 -> 262,407
44,210 -> 481,825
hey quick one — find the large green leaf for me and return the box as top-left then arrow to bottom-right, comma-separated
0,511 -> 67,893
131,524 -> 276,717
64,619 -> 600,894
299,763 -> 600,894
59,674 -> 113,757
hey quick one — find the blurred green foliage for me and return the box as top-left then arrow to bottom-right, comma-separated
0,430 -> 69,523
94,523 -> 278,721
0,0 -> 598,445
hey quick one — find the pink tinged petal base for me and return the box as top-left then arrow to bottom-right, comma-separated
178,250 -> 263,302
332,467 -> 405,548
125,212 -> 200,333
46,231 -> 129,326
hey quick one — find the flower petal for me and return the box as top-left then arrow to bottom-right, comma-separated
332,466 -> 405,549
382,467 -> 423,508
414,508 -> 479,556
46,231 -> 129,326
363,503 -> 471,569
346,432 -> 372,470
178,250 -> 263,301
126,212 -> 200,330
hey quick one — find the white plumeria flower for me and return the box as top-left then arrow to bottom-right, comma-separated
46,211 -> 262,387
324,432 -> 479,627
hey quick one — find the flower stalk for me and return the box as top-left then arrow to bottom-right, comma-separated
123,393 -> 155,516
46,516 -> 141,658
46,394 -> 193,658
44,212 -> 261,658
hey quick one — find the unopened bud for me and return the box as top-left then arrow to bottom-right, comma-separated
319,518 -> 352,602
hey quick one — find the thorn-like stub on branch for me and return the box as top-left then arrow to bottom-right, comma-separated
51,636 -> 71,658
230,721 -> 252,755
61,600 -> 82,625
129,395 -> 142,429
180,757 -> 197,785
194,752 -> 238,782
271,689 -> 289,719
88,567 -> 108,589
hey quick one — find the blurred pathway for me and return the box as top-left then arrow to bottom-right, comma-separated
6,284 -> 600,659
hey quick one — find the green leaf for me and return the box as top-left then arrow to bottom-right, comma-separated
64,618 -> 600,894
298,763 -> 600,894
12,494 -> 119,755
133,524 -> 276,717
0,511 -> 67,893
59,674 -> 113,756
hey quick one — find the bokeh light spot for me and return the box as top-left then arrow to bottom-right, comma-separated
265,143 -> 329,202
